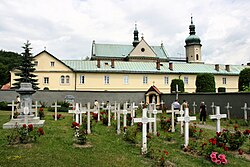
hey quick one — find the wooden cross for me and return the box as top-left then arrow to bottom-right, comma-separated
241,103 -> 249,123
152,103 -> 162,135
32,101 -> 42,117
210,102 -> 215,115
8,100 -> 17,119
225,102 -> 232,120
209,106 -> 227,133
51,101 -> 61,121
176,105 -> 185,135
133,108 -> 155,154
192,101 -> 197,115
177,108 -> 196,147
166,104 -> 178,132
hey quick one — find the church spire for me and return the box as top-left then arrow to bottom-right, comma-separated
132,23 -> 139,47
189,16 -> 196,35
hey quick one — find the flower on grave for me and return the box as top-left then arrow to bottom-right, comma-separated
146,135 -> 152,139
23,124 -> 27,128
243,129 -> 250,136
238,149 -> 244,155
157,132 -> 160,137
28,124 -> 33,131
210,152 -> 228,165
71,122 -> 80,128
209,138 -> 217,145
233,124 -> 238,131
199,129 -> 203,133
216,132 -> 221,137
37,128 -> 45,136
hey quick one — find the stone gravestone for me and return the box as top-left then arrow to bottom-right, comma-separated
209,106 -> 227,133
166,104 -> 178,132
192,101 -> 197,115
51,101 -> 61,121
32,101 -> 42,118
210,102 -> 215,115
152,103 -> 162,135
8,100 -> 17,119
225,102 -> 232,120
3,83 -> 45,129
133,108 -> 155,154
177,108 -> 196,147
241,103 -> 249,123
176,105 -> 185,135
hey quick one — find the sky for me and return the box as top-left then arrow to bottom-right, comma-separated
0,0 -> 250,65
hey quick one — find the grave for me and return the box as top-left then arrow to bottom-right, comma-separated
86,102 -> 96,134
8,100 -> 17,119
192,101 -> 197,115
69,103 -> 82,124
225,102 -> 232,120
3,83 -> 45,129
51,101 -> 61,121
32,101 -> 42,118
152,103 -> 162,135
134,108 -> 155,154
166,104 -> 178,132
177,108 -> 196,147
209,106 -> 227,133
176,105 -> 184,135
241,103 -> 249,123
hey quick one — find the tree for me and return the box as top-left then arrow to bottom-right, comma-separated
238,68 -> 250,92
0,50 -> 22,87
170,79 -> 184,93
195,73 -> 216,92
13,41 -> 39,90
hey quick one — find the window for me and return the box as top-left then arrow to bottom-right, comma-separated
124,76 -> 129,84
222,77 -> 227,84
50,61 -> 55,67
60,75 -> 65,84
44,77 -> 49,84
164,76 -> 169,85
143,76 -> 148,84
184,76 -> 188,84
66,75 -> 70,84
196,54 -> 199,60
80,75 -> 85,84
104,75 -> 110,84
34,61 -> 38,66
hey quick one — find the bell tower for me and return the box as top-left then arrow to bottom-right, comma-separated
185,16 -> 203,63
132,23 -> 139,47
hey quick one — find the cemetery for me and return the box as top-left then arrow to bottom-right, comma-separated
0,94 -> 250,167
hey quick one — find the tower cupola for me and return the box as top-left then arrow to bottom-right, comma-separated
132,24 -> 139,47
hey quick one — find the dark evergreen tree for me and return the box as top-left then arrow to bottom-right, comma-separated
13,41 -> 39,89
195,73 -> 216,92
170,79 -> 184,93
238,68 -> 250,92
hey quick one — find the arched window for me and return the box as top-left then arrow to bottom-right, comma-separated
196,54 -> 199,60
66,75 -> 70,84
61,75 -> 65,84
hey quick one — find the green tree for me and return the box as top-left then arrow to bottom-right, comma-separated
13,41 -> 39,90
170,79 -> 184,93
238,68 -> 250,92
0,50 -> 22,87
195,73 -> 216,92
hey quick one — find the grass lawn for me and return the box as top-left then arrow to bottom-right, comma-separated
0,109 -> 249,167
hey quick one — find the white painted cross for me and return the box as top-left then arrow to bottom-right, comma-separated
177,108 -> 196,147
68,103 -> 82,124
51,101 -> 61,121
8,100 -> 17,119
147,103 -> 154,133
209,106 -> 227,133
133,108 -> 155,154
241,103 -> 249,123
111,101 -> 117,121
122,103 -> 132,127
116,103 -> 122,134
140,101 -> 144,108
225,102 -> 232,120
210,102 -> 215,115
160,100 -> 165,109
152,103 -> 162,135
86,102 -> 96,134
192,101 -> 197,115
166,104 -> 178,132
32,101 -> 42,117
107,103 -> 111,126
130,102 -> 138,126
95,103 -> 100,121
176,105 -> 185,135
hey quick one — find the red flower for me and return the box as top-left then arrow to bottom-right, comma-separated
223,146 -> 229,151
216,132 -> 221,136
37,127 -> 45,136
193,129 -> 197,133
28,124 -> 33,131
157,132 -> 160,137
163,149 -> 168,155
238,149 -> 244,155
160,157 -> 164,161
199,129 -> 203,133
71,122 -> 80,128
23,124 -> 27,128
243,129 -> 250,135
234,124 -> 238,130
39,108 -> 44,112
209,138 -> 216,145
146,135 -> 152,139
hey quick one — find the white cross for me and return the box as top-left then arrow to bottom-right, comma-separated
107,103 -> 111,126
116,103 -> 122,134
147,103 -> 154,133
241,103 -> 249,123
177,108 -> 196,147
85,102 -> 96,134
209,106 -> 227,133
8,100 -> 17,119
140,101 -> 144,108
225,102 -> 232,120
160,100 -> 165,109
69,103 -> 83,124
176,105 -> 185,135
166,104 -> 178,132
133,108 -> 155,154
111,101 -> 117,121
130,102 -> 138,126
210,102 -> 215,115
122,103 -> 132,127
32,101 -> 42,118
152,103 -> 162,135
192,101 -> 197,115
51,101 -> 61,121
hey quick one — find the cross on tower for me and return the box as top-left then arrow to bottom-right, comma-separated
133,108 -> 155,154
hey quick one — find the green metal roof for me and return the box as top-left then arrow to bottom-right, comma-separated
62,60 -> 246,75
92,43 -> 169,60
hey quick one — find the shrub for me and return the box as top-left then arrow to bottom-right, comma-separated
196,73 -> 216,92
238,68 -> 250,92
0,101 -> 11,110
170,79 -> 184,93
48,101 -> 70,112
123,126 -> 138,144
71,122 -> 87,145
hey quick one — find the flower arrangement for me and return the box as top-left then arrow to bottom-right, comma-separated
7,124 -> 44,144
123,126 -> 137,144
52,114 -> 65,120
210,152 -> 228,165
160,116 -> 172,132
71,122 -> 87,145
39,107 -> 45,119
100,111 -> 108,125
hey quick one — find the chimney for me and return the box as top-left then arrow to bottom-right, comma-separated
156,59 -> 160,70
215,64 -> 219,71
225,65 -> 230,72
169,62 -> 173,70
247,62 -> 250,66
111,59 -> 115,68
97,59 -> 100,68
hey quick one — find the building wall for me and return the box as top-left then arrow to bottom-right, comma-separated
186,45 -> 202,63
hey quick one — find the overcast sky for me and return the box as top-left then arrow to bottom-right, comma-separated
0,0 -> 250,65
